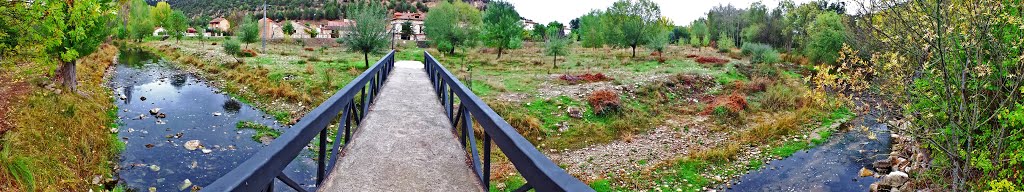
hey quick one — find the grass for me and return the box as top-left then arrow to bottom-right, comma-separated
235,121 -> 283,141
0,44 -> 120,191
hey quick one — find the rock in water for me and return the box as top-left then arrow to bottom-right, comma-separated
149,108 -> 161,115
201,149 -> 213,154
212,112 -> 222,116
149,165 -> 160,172
879,171 -> 909,188
859,167 -> 874,177
140,96 -> 147,101
873,160 -> 892,174
184,140 -> 201,151
179,179 -> 192,191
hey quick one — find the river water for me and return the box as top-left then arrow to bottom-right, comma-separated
724,106 -> 892,191
110,48 -> 315,191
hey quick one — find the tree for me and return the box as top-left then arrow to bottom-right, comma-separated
305,23 -> 319,38
480,1 -> 523,59
547,21 -> 564,38
400,21 -> 413,40
237,16 -> 259,49
783,1 -> 821,51
338,0 -> 389,68
805,12 -> 845,65
150,1 -> 172,28
706,4 -> 742,47
40,0 -> 113,91
282,20 -> 296,38
648,26 -> 670,56
578,11 -> 605,48
532,23 -> 547,41
167,10 -> 188,42
196,27 -> 206,41
603,0 -> 661,58
423,0 -> 482,54
545,34 -> 570,68
128,0 -> 153,42
716,32 -> 734,52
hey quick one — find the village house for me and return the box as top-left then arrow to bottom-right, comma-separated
521,17 -> 538,31
321,19 -> 355,38
258,18 -> 285,39
389,12 -> 426,41
207,17 -> 230,36
153,27 -> 166,36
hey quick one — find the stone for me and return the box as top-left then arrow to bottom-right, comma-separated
567,107 -> 583,119
874,159 -> 892,174
119,94 -> 127,100
879,171 -> 909,188
149,108 -> 161,115
212,112 -> 222,116
859,167 -> 875,177
201,149 -> 213,154
149,165 -> 160,172
184,140 -> 201,151
140,96 -> 147,101
156,113 -> 166,118
179,179 -> 192,191
870,183 -> 879,192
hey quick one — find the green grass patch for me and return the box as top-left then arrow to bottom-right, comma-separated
235,121 -> 283,141
771,141 -> 810,158
651,160 -> 713,192
747,159 -> 765,170
489,175 -> 528,192
590,179 -> 614,192
713,65 -> 749,85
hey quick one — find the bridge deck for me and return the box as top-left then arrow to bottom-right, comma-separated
319,61 -> 481,191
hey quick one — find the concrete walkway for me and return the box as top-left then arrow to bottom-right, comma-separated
319,61 -> 481,191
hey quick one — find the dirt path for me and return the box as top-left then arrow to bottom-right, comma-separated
549,116 -> 728,182
0,74 -> 31,135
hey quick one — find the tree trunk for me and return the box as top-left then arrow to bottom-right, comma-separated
57,60 -> 77,91
631,45 -> 636,58
364,52 -> 370,69
552,55 -> 557,68
497,47 -> 503,59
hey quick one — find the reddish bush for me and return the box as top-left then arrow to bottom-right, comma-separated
587,89 -> 621,115
696,56 -> 729,65
560,73 -> 612,84
240,49 -> 258,57
703,92 -> 748,115
303,47 -> 315,51
747,77 -> 771,93
686,54 -> 699,58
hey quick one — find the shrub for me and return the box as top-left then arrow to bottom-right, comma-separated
222,39 -> 241,55
587,89 -> 621,115
805,12 -> 847,65
559,73 -> 611,84
761,83 -> 802,111
717,32 -> 734,53
696,56 -> 729,65
240,49 -> 258,57
741,43 -> 781,64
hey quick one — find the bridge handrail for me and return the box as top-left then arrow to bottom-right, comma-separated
424,51 -> 593,191
204,50 -> 396,192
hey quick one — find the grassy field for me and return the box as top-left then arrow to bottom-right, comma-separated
141,37 -> 852,191
0,44 -> 121,191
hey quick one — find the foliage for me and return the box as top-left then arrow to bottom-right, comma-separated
167,10 -> 189,42
400,21 -> 413,40
282,20 -> 296,36
223,39 -> 241,56
716,32 -> 734,53
545,34 -> 571,68
532,23 -> 547,41
304,23 -> 319,38
741,43 -> 780,64
128,0 -> 153,41
547,21 -> 565,38
647,25 -> 670,54
863,0 -> 1024,189
236,121 -> 282,141
481,0 -> 524,59
587,89 -> 622,115
339,0 -> 389,68
601,0 -> 662,58
578,11 -> 605,48
40,0 -> 114,90
150,1 -> 172,28
805,12 -> 846,65
237,16 -> 259,49
423,1 -> 481,54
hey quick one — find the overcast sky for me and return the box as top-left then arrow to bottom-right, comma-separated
509,0 -> 822,26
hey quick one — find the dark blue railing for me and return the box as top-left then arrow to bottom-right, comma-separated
424,51 -> 593,191
204,50 -> 395,191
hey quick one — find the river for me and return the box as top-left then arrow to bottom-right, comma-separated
110,48 -> 316,191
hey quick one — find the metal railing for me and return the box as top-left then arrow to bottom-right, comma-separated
204,50 -> 395,192
424,51 -> 593,192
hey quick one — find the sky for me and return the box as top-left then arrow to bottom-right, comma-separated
509,0 -> 820,26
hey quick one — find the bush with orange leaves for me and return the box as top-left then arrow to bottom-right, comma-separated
587,89 -> 621,115
703,92 -> 748,123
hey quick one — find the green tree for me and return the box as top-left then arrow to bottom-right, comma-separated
545,32 -> 570,68
40,0 -> 113,91
305,23 -> 319,38
237,16 -> 259,49
338,0 -> 389,68
648,27 -> 669,55
150,1 -> 172,28
167,10 -> 188,42
423,0 -> 482,54
480,1 -> 523,59
532,23 -> 547,41
400,21 -> 413,40
128,0 -> 153,42
783,1 -> 821,51
196,27 -> 206,41
603,0 -> 661,58
578,11 -> 605,48
282,20 -> 296,37
805,12 -> 846,64
716,32 -> 734,52
547,21 -> 564,38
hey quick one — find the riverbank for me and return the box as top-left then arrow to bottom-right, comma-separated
0,44 -> 121,191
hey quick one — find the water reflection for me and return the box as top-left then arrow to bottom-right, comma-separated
222,97 -> 241,114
